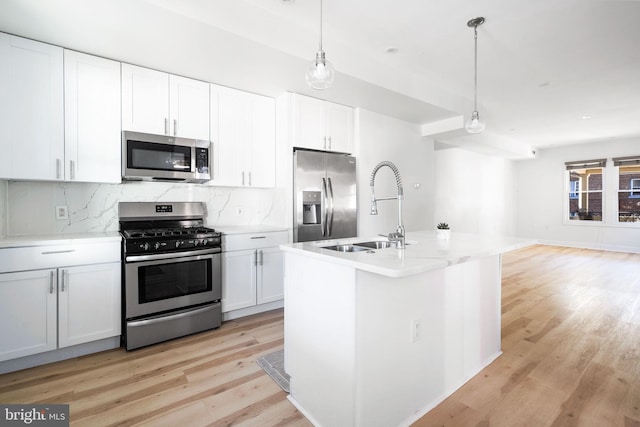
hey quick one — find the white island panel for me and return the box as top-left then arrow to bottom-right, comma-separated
283,231 -> 532,427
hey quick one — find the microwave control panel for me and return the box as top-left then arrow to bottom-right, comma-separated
195,148 -> 209,174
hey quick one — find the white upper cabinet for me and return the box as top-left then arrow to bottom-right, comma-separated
64,50 -> 121,183
210,84 -> 275,188
169,75 -> 210,140
292,94 -> 354,154
121,63 -> 209,140
0,34 -> 64,181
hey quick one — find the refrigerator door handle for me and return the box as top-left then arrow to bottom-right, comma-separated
327,177 -> 335,236
321,177 -> 328,237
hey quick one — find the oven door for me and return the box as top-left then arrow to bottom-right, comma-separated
124,249 -> 221,319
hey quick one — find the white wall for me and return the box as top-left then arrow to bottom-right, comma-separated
516,137 -> 640,252
355,109 -> 434,237
6,181 -> 286,236
434,146 -> 518,236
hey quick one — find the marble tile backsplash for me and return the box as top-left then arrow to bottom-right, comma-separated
6,180 -> 287,236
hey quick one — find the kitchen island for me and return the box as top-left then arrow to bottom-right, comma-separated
280,231 -> 534,427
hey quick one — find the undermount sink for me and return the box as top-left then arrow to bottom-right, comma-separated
322,240 -> 398,252
353,241 -> 393,249
322,244 -> 370,253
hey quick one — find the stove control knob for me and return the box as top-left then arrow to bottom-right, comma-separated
154,242 -> 161,250
175,241 -> 181,248
143,242 -> 150,251
194,239 -> 199,246
201,239 -> 207,246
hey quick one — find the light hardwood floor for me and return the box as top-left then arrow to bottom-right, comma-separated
1,245 -> 639,426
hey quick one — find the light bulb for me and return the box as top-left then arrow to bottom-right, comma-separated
306,51 -> 335,90
465,110 -> 486,134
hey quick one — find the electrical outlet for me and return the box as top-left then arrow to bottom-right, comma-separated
55,205 -> 69,220
411,319 -> 422,343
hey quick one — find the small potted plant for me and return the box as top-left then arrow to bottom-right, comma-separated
436,222 -> 450,240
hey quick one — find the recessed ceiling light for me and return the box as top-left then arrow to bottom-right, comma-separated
281,0 -> 295,3
581,115 -> 592,120
385,46 -> 399,54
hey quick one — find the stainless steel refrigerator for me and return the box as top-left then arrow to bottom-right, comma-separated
294,148 -> 357,242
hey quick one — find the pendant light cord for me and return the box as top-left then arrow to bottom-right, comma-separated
473,24 -> 478,111
319,0 -> 323,51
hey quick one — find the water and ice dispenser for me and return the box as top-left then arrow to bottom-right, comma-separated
302,191 -> 322,224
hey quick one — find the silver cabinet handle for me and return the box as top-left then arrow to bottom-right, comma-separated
61,269 -> 67,292
70,160 -> 75,180
164,118 -> 169,135
242,171 -> 245,186
248,171 -> 252,186
323,136 -> 327,150
41,249 -> 75,255
250,236 -> 266,239
49,271 -> 55,294
56,159 -> 62,180
253,249 -> 258,266
328,136 -> 332,150
173,119 -> 177,136
258,250 -> 264,266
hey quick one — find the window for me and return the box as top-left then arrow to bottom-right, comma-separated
565,159 -> 605,222
569,180 -> 580,199
631,178 -> 640,198
614,156 -> 640,223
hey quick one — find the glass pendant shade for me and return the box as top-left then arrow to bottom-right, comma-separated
465,110 -> 486,134
306,51 -> 335,90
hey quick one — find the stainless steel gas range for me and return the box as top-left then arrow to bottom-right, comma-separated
119,202 -> 222,350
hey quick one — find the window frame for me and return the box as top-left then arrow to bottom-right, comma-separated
564,159 -> 606,225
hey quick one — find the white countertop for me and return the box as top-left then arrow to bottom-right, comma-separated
0,232 -> 122,249
280,231 -> 536,278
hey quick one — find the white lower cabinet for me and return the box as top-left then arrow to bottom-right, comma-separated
0,269 -> 58,361
0,241 -> 121,363
222,231 -> 287,314
58,263 -> 121,348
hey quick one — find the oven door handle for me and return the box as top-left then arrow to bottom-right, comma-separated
128,304 -> 218,328
125,247 -> 221,262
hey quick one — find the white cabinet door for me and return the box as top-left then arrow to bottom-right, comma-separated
64,50 -> 121,183
0,269 -> 57,362
169,75 -> 209,140
58,263 -> 121,348
121,63 -> 169,135
211,85 -> 245,186
210,85 -> 275,188
222,250 -> 257,312
293,94 -> 326,151
325,102 -> 354,153
247,94 -> 276,188
292,94 -> 354,153
0,34 -> 64,181
257,247 -> 284,304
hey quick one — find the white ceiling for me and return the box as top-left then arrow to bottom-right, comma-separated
139,0 -> 640,154
2,0 -> 639,157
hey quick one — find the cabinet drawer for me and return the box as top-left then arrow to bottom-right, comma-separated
223,231 -> 288,252
0,241 -> 121,273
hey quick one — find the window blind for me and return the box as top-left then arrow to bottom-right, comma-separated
564,159 -> 607,170
612,156 -> 640,167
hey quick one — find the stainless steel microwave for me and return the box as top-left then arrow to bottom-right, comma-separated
122,131 -> 211,183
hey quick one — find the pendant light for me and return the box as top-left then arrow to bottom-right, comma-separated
305,0 -> 335,90
465,17 -> 486,134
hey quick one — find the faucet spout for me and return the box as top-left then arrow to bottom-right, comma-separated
369,161 -> 405,249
